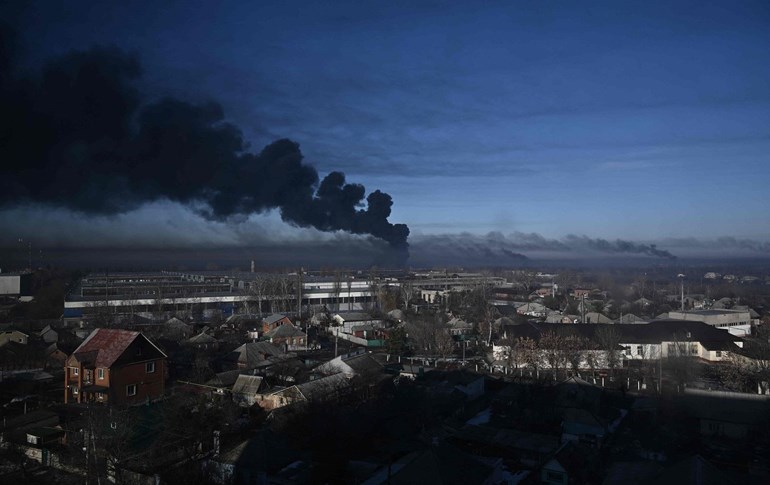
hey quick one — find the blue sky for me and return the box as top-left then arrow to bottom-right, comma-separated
3,0 -> 770,261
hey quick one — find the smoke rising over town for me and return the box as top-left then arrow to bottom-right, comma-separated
0,34 -> 409,253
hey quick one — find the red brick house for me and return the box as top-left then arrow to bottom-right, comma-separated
64,329 -> 167,405
261,314 -> 293,334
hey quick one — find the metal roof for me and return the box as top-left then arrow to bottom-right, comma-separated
70,328 -> 166,368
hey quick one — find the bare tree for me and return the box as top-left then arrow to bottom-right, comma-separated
665,332 -> 698,388
540,330 -> 567,379
514,337 -> 540,372
434,326 -> 456,361
595,325 -> 622,376
400,280 -> 415,310
563,333 -> 589,376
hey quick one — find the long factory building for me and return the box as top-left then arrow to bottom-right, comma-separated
63,271 -> 380,321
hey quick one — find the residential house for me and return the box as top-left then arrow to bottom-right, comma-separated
205,369 -> 245,394
494,320 -> 743,370
231,375 -> 266,407
222,342 -> 285,370
681,391 -> 770,441
0,409 -> 60,445
559,407 -> 608,448
351,324 -> 386,340
207,429 -> 300,485
252,354 -> 305,384
262,322 -> 306,350
183,331 -> 219,350
255,372 -> 351,411
540,442 -> 597,485
64,328 -> 167,405
571,288 -> 593,299
37,324 -> 58,344
163,316 -> 193,340
314,350 -> 384,380
0,340 -> 45,371
447,317 -> 474,337
0,328 -> 28,347
517,302 -> 547,318
44,342 -> 71,369
583,312 -> 613,324
634,297 -> 652,307
616,314 -> 647,324
332,312 -> 385,334
261,314 -> 292,334
418,370 -> 486,401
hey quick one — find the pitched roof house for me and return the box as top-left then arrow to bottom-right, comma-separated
223,342 -> 285,370
261,314 -> 292,334
262,323 -> 306,350
64,329 -> 167,405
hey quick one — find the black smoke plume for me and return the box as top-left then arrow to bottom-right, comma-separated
0,34 -> 409,251
410,232 -> 676,265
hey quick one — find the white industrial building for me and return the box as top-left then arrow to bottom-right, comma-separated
666,309 -> 753,336
63,271 -> 379,322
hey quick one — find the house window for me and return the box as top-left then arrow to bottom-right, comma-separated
146,361 -> 156,373
73,387 -> 79,395
624,346 -> 631,356
637,346 -> 643,356
98,368 -> 105,380
71,367 -> 79,376
126,384 -> 137,397
690,344 -> 698,355
716,350 -> 722,357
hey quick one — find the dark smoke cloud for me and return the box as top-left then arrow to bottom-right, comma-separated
659,237 -> 770,254
409,232 -> 529,267
0,32 -> 409,252
411,232 -> 676,265
561,234 -> 676,259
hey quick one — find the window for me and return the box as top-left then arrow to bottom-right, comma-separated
637,345 -> 643,356
126,384 -> 137,397
624,346 -> 631,356
71,367 -> 79,376
146,361 -> 156,373
98,368 -> 104,380
690,344 -> 698,355
716,350 -> 722,357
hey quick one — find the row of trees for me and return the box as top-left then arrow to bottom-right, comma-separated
498,326 -> 625,379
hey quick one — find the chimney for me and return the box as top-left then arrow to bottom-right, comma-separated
250,260 -> 255,273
